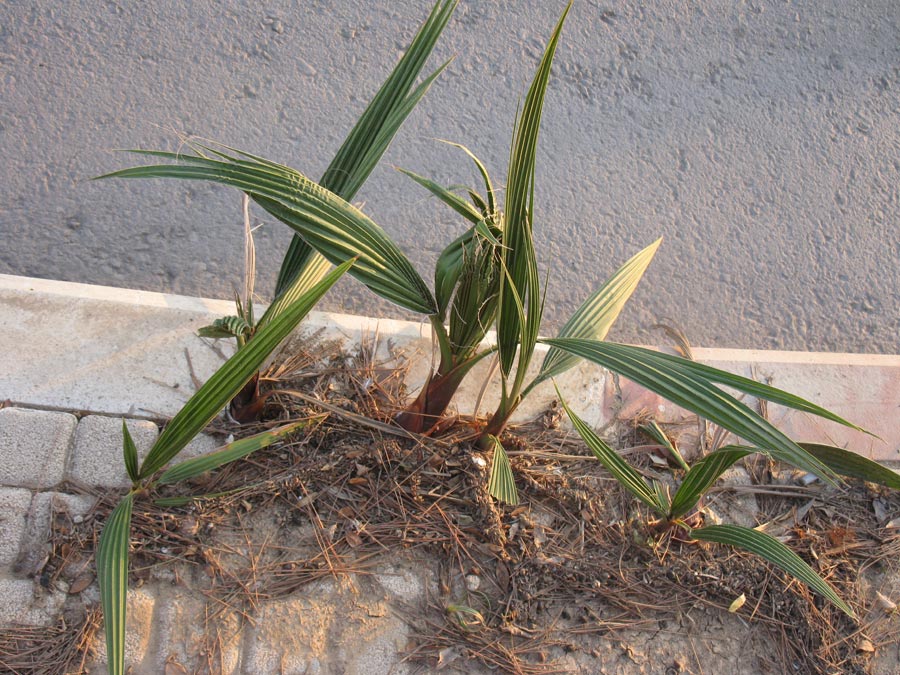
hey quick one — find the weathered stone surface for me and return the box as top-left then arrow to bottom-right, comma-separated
0,407 -> 76,488
154,590 -> 241,675
340,614 -> 411,675
240,576 -> 417,675
14,491 -> 97,577
68,415 -> 158,488
241,580 -> 339,675
374,562 -> 429,605
0,487 -> 32,569
0,578 -> 66,627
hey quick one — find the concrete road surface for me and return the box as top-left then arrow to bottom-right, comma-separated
2,1 -> 898,354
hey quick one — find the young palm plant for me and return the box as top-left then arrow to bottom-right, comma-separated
101,4 -> 867,510
388,7 -> 870,509
97,260 -> 353,675
556,387 -> 900,619
109,0 -> 458,424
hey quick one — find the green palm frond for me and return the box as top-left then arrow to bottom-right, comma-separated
101,153 -> 437,315
96,494 -> 135,675
557,386 -> 667,514
273,0 -> 457,300
690,524 -> 855,618
198,315 -> 252,341
799,442 -> 900,489
497,4 -> 570,381
487,436 -> 519,505
121,421 -> 139,484
542,338 -> 841,483
536,238 -> 661,385
158,420 -> 311,484
668,445 -> 755,519
137,259 -> 352,479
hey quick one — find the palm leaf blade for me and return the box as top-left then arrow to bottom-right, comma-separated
645,350 -> 867,434
399,168 -> 484,223
437,139 -> 497,215
542,338 -> 838,483
497,5 -> 570,379
158,421 -> 310,485
103,158 -> 437,315
97,494 -> 135,675
121,421 -> 139,483
690,524 -> 854,618
557,386 -> 666,514
668,445 -> 755,519
138,260 -> 353,479
538,238 -> 661,383
274,0 -> 457,297
487,436 -> 519,505
799,442 -> 900,489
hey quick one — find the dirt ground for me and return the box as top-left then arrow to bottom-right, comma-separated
3,340 -> 900,674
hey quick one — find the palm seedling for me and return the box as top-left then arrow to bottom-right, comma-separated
556,386 -> 900,619
104,0 -> 458,424
382,7 -> 875,518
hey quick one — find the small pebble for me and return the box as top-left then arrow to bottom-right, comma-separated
465,574 -> 481,591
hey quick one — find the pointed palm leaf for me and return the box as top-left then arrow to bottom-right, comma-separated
668,445 -> 755,519
640,350 -> 867,434
399,168 -> 484,224
121,422 -> 139,484
158,420 -> 312,484
96,494 -> 135,675
535,238 -> 662,386
137,259 -> 353,479
487,436 -> 519,505
542,338 -> 839,483
101,154 -> 437,315
274,0 -> 457,298
557,386 -> 667,514
433,219 -> 503,317
799,442 -> 900,490
497,4 -> 570,380
641,420 -> 690,471
690,524 -> 855,618
437,139 -> 497,215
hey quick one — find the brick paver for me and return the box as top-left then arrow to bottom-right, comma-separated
0,408 -> 76,488
68,415 -> 158,488
0,488 -> 32,569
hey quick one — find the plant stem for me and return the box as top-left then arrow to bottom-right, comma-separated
395,365 -> 469,433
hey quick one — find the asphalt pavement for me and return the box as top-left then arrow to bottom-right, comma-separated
2,1 -> 897,354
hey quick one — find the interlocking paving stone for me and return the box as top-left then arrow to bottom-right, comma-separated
14,491 -> 97,577
0,408 -> 76,488
68,415 -> 158,488
0,488 -> 32,569
0,578 -> 66,627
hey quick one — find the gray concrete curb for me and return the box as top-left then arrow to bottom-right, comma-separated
3,273 -> 898,461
